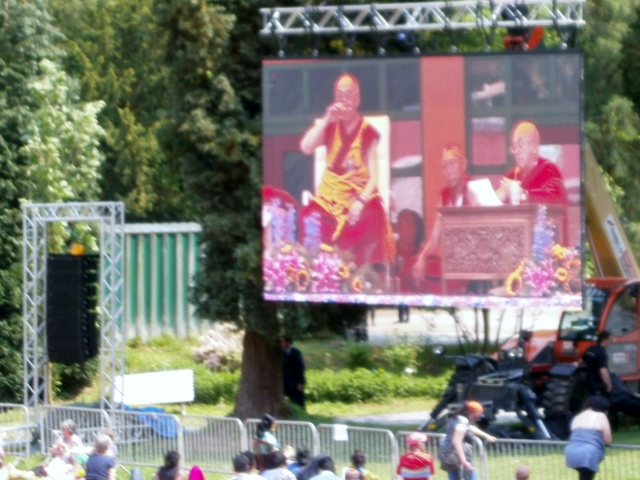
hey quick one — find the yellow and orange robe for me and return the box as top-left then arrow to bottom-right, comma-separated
299,118 -> 395,265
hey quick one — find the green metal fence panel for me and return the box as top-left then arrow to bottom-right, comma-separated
124,223 -> 202,340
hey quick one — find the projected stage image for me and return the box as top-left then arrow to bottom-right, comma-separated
262,52 -> 583,308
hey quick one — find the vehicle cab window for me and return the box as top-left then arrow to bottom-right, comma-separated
605,284 -> 639,337
559,287 -> 608,341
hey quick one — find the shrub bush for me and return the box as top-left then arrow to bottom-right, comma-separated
346,343 -> 374,370
378,345 -> 419,372
192,323 -> 243,372
52,357 -> 100,399
306,368 -> 447,403
194,369 -> 240,404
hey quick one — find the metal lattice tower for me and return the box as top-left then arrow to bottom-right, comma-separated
260,0 -> 585,37
23,202 -> 126,412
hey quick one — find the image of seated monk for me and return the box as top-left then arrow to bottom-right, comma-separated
412,144 -> 476,293
298,73 -> 395,266
496,120 -> 568,205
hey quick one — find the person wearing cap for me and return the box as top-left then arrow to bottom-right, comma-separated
298,73 -> 395,267
437,401 -> 496,480
412,144 -> 477,294
496,120 -> 567,206
396,432 -> 435,480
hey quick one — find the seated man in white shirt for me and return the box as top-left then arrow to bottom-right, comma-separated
260,452 -> 296,480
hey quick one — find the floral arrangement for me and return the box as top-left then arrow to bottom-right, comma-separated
192,323 -> 243,372
263,193 -> 385,294
263,242 -> 381,294
505,206 -> 581,297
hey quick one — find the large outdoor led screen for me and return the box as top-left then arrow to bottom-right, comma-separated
262,51 -> 583,308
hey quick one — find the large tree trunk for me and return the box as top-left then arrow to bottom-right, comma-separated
232,330 -> 289,419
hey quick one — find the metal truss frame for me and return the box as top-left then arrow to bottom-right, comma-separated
260,0 -> 585,37
23,202 -> 126,412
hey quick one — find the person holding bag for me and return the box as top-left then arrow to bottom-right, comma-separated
437,401 -> 496,480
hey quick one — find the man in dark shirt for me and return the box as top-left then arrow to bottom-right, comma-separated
281,336 -> 306,409
583,330 -> 640,419
583,331 -> 612,395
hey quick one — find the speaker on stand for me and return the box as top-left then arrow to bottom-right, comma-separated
46,254 -> 99,365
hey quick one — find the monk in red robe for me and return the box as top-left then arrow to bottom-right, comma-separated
298,74 -> 395,265
497,121 -> 568,205
412,144 -> 473,293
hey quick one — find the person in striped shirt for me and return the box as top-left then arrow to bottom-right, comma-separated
396,432 -> 435,480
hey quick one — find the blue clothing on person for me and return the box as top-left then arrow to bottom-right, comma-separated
85,453 -> 117,480
287,462 -> 303,477
257,431 -> 279,455
565,428 -> 605,472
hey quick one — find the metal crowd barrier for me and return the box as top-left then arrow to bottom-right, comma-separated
0,403 -> 32,460
9,408 -> 640,480
38,405 -> 110,455
483,438 -> 640,480
245,419 -> 319,456
182,415 -> 246,473
109,409 -> 182,469
318,424 -> 398,480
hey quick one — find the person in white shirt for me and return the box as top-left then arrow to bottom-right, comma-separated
260,452 -> 296,480
228,454 -> 263,480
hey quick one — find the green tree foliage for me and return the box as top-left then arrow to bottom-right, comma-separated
21,59 -> 105,203
580,0 -> 640,223
158,0 -> 284,417
48,0 -> 194,221
0,0 -> 64,401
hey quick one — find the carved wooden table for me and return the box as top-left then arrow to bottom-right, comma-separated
439,204 -> 567,294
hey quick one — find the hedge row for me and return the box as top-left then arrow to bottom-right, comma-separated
306,368 -> 447,403
194,368 -> 448,404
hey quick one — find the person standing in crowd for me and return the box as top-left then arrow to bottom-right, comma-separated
282,337 -> 306,409
85,436 -> 116,480
583,330 -> 640,419
228,454 -> 262,480
437,401 -> 496,480
242,451 -> 259,474
155,451 -> 182,480
308,457 -> 341,480
254,414 -> 279,471
342,450 -> 379,480
260,451 -> 296,480
565,396 -> 612,480
287,447 -> 310,477
397,432 -> 435,480
583,331 -> 613,395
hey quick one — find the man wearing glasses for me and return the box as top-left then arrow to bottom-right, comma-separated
496,120 -> 568,206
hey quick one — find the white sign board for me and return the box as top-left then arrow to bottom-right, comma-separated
114,369 -> 194,405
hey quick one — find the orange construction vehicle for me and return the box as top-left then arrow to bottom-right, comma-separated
423,144 -> 640,439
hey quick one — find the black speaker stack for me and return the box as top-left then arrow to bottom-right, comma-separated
46,254 -> 99,365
